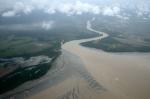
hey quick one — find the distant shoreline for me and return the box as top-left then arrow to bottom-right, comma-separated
81,21 -> 150,53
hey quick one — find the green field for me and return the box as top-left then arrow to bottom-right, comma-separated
0,35 -> 60,58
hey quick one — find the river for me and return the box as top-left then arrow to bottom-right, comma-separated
1,20 -> 150,99
62,20 -> 150,99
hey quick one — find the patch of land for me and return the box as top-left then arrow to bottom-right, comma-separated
0,55 -> 59,94
81,36 -> 150,52
83,16 -> 150,52
0,35 -> 60,58
0,17 -> 98,94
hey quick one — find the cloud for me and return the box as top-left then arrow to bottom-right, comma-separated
2,2 -> 34,17
41,21 -> 54,30
44,1 -> 101,15
102,6 -> 120,16
73,1 -> 100,15
0,0 -> 150,18
135,3 -> 150,17
13,2 -> 32,14
2,11 -> 16,17
116,15 -> 129,20
0,1 -> 126,19
45,7 -> 56,14
0,21 -> 54,30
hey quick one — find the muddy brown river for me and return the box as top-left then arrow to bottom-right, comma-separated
1,20 -> 150,99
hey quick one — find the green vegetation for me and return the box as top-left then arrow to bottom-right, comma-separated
0,26 -> 98,58
0,33 -> 60,58
0,55 -> 59,94
0,38 -> 45,57
0,20 -> 98,94
81,36 -> 150,52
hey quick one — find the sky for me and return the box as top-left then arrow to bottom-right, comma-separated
0,0 -> 150,30
0,0 -> 150,17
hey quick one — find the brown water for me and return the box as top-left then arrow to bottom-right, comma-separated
27,21 -> 150,99
62,21 -> 150,99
